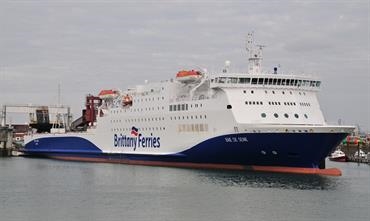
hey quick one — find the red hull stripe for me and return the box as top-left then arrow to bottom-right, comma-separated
50,156 -> 342,176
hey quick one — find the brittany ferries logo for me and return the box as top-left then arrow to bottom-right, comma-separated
114,126 -> 161,151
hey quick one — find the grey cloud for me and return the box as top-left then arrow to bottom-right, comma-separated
0,0 -> 369,131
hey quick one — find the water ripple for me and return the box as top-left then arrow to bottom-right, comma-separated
197,170 -> 340,190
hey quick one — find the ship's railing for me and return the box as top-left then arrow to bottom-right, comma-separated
210,76 -> 321,91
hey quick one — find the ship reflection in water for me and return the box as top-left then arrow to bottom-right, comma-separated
196,170 -> 339,190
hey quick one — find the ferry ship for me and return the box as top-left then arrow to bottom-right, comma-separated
22,34 -> 354,176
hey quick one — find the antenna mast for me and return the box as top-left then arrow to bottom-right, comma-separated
246,32 -> 264,74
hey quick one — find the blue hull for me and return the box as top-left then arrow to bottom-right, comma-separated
22,132 -> 347,169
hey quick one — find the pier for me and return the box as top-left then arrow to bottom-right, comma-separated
0,126 -> 13,157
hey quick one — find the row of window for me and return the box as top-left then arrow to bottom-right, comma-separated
213,77 -> 321,88
111,127 -> 166,132
169,103 -> 203,112
268,101 -> 298,106
243,90 -> 306,96
111,117 -> 166,123
260,113 -> 308,119
170,115 -> 207,120
178,124 -> 209,132
245,101 -> 311,107
246,101 -> 263,105
111,106 -> 165,114
300,102 -> 311,107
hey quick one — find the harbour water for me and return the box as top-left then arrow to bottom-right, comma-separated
0,158 -> 369,221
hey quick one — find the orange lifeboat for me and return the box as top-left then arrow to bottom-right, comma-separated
176,70 -> 202,83
98,89 -> 119,99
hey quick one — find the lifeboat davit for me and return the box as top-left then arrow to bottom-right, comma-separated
98,89 -> 119,99
176,70 -> 202,83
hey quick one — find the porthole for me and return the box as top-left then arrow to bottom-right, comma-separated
243,90 -> 246,94
290,91 -> 292,95
274,113 -> 279,118
251,90 -> 254,94
261,113 -> 267,118
304,114 -> 308,118
284,113 -> 289,118
294,114 -> 299,118
272,91 -> 275,94
265,90 -> 268,94
282,91 -> 285,94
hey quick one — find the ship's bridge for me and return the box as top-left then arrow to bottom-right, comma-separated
210,73 -> 321,91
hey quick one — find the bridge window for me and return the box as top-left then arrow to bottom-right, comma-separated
277,79 -> 282,85
299,80 -> 303,87
231,78 -> 238,83
273,79 -> 277,85
239,78 -> 251,84
251,78 -> 258,84
286,79 -> 290,86
258,78 -> 264,85
268,78 -> 273,85
219,77 -> 226,83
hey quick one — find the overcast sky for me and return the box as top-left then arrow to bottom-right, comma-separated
0,0 -> 369,132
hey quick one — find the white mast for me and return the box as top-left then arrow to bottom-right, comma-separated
246,32 -> 264,74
